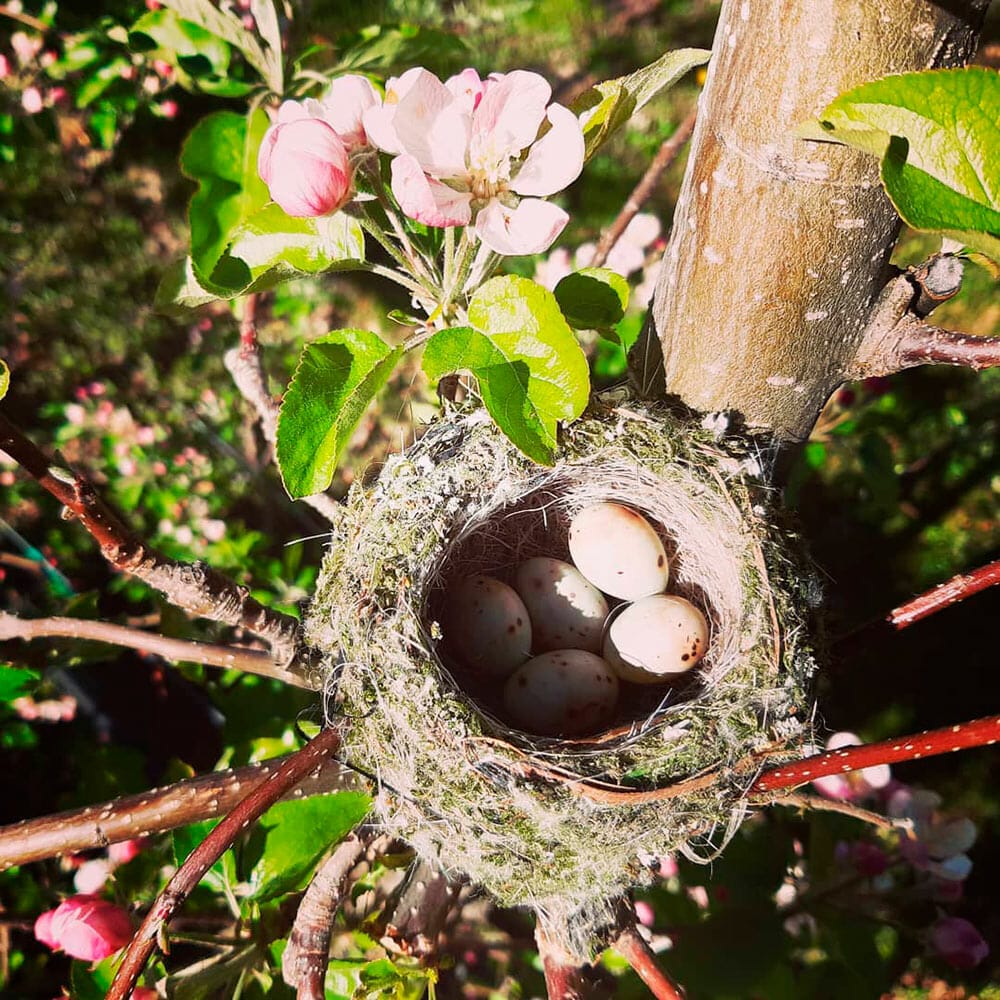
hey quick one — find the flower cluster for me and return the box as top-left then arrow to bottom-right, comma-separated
258,68 -> 584,256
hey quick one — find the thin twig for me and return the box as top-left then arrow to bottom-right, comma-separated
589,108 -> 697,270
107,727 -> 345,1000
888,558 -> 1000,629
613,925 -> 684,1000
0,611 -> 315,688
223,348 -> 342,525
0,753 -> 360,869
0,412 -> 311,672
239,293 -> 259,353
0,4 -> 49,31
749,714 -> 1000,795
763,792 -> 903,832
282,832 -> 367,996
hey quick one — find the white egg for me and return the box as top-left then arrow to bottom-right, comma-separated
445,575 -> 531,678
603,594 -> 709,685
503,649 -> 619,736
568,502 -> 669,600
513,557 -> 609,653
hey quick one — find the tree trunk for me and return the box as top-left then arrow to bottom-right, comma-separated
632,0 -> 989,441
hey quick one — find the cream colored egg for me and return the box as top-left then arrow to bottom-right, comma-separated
513,557 -> 609,653
503,650 -> 619,736
568,502 -> 669,600
603,594 -> 709,684
445,575 -> 531,678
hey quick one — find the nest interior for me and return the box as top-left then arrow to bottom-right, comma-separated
306,396 -> 817,947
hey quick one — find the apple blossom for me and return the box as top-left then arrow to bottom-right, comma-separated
258,105 -> 352,218
34,895 -> 132,961
108,838 -> 144,865
364,67 -> 584,255
928,916 -> 989,969
21,87 -> 43,115
74,859 -> 114,894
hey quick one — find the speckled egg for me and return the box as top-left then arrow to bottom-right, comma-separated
603,594 -> 709,685
502,649 -> 619,736
513,557 -> 609,653
445,575 -> 532,678
568,502 -> 669,600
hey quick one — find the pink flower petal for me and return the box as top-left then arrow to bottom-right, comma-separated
475,197 -> 568,256
445,68 -> 485,113
362,67 -> 424,155
473,70 -> 550,153
74,859 -> 113,895
44,896 -> 133,962
392,69 -> 471,178
812,773 -> 856,801
317,74 -> 380,148
390,155 -> 471,228
34,909 -> 58,950
511,103 -> 584,197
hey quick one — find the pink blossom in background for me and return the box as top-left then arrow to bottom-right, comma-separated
34,896 -> 132,961
811,732 -> 891,801
73,859 -> 113,895
159,100 -> 179,120
633,900 -> 655,927
258,102 -> 353,217
364,67 -> 584,255
132,989 -> 158,1000
108,839 -> 144,865
11,31 -> 42,66
928,916 -> 989,969
21,86 -> 44,115
0,55 -> 11,79
890,787 -> 977,881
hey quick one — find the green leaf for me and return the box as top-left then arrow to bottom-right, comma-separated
554,267 -> 629,330
0,666 -> 38,705
572,48 -> 710,160
276,329 -> 403,498
70,956 -> 117,1000
156,0 -> 281,91
128,9 -> 231,79
155,255 -> 219,312
422,275 -> 590,465
249,791 -> 372,902
810,67 -> 1000,260
213,205 -> 366,294
336,23 -> 469,78
249,0 -> 283,90
180,109 -> 270,291
0,359 -> 9,401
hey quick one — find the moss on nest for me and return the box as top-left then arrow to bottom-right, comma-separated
305,392 -> 818,950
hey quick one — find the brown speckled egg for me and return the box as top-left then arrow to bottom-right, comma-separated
568,502 -> 669,600
603,594 -> 708,684
502,649 -> 619,736
446,575 -> 531,677
513,557 -> 609,653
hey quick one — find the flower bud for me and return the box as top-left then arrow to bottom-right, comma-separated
928,916 -> 989,969
258,117 -> 351,218
34,895 -> 132,961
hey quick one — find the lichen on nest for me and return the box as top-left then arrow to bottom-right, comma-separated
305,392 -> 818,947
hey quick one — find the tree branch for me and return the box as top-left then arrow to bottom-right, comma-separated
612,925 -> 684,1000
382,858 -> 463,960
849,269 -> 1000,378
0,753 -> 360,869
107,726 -> 345,1000
282,832 -> 368,997
589,108 -> 697,270
224,347 -> 342,526
765,792 -> 904,832
888,558 -> 1000,630
749,714 -> 1000,795
534,911 -> 600,1000
0,4 -> 49,31
0,411 -> 315,674
0,612 -> 316,689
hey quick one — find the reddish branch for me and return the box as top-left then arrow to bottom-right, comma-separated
534,911 -> 600,1000
239,292 -> 259,353
107,726 -> 345,1000
0,612 -> 315,689
888,558 -> 1000,629
282,832 -> 367,997
613,925 -> 684,1000
893,321 -> 1000,372
750,714 -> 1000,795
589,108 -> 697,270
0,753 -> 359,869
0,411 -> 312,671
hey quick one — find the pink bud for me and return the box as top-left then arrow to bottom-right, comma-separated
241,13 -> 255,30
47,87 -> 68,106
108,839 -> 143,865
21,87 -> 44,115
11,31 -> 42,66
928,916 -> 989,969
74,859 -> 113,895
159,99 -> 179,120
132,990 -> 157,1000
634,901 -> 655,928
145,0 -> 162,8
34,896 -> 132,961
257,117 -> 351,217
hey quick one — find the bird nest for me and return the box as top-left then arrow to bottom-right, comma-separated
305,393 -> 818,953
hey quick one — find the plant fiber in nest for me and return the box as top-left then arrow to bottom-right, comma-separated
306,394 -> 817,948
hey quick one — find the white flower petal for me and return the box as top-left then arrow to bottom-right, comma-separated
392,69 -> 471,178
511,103 -> 584,197
362,67 -> 424,155
473,70 -> 550,154
475,197 -> 568,256
391,155 -> 471,228
319,74 -> 380,147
